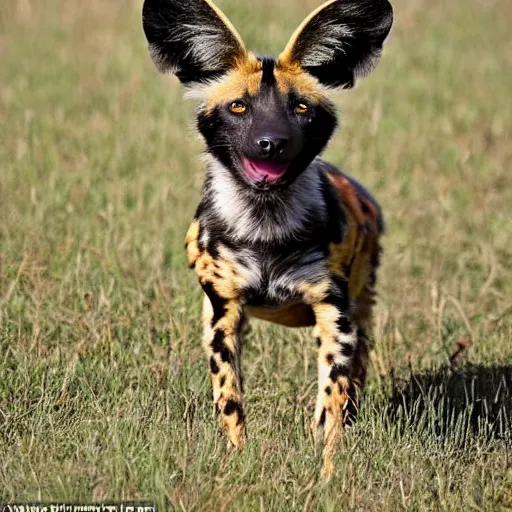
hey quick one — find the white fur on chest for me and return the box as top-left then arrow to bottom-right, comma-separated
206,156 -> 326,243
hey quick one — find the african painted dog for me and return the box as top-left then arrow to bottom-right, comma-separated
143,0 -> 393,477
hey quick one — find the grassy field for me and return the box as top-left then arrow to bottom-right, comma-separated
1,0 -> 512,509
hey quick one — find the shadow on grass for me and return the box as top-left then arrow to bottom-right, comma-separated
386,364 -> 512,444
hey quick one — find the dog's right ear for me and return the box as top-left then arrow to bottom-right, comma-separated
142,0 -> 247,85
278,0 -> 393,89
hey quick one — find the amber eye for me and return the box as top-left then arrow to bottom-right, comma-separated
295,102 -> 309,114
229,101 -> 247,114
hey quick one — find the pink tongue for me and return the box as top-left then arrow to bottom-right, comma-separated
242,158 -> 289,183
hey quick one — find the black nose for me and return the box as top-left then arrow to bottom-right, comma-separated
257,136 -> 288,157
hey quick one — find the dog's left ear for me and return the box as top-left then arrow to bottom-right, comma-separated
142,0 -> 247,85
279,0 -> 393,89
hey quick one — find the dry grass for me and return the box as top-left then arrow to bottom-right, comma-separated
1,0 -> 511,509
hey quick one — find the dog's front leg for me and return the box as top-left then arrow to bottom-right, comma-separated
201,288 -> 246,449
311,281 -> 360,478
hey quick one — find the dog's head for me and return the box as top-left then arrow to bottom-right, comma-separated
143,0 -> 393,190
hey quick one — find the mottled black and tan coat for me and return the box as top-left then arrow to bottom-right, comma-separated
143,0 -> 393,477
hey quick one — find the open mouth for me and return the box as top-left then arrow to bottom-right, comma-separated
241,157 -> 289,184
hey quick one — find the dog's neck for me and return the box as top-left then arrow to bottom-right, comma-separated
203,156 -> 327,244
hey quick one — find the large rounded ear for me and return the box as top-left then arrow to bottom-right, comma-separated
278,0 -> 393,88
142,0 -> 247,85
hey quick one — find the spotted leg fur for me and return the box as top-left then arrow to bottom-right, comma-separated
201,287 -> 246,448
312,280 -> 363,478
